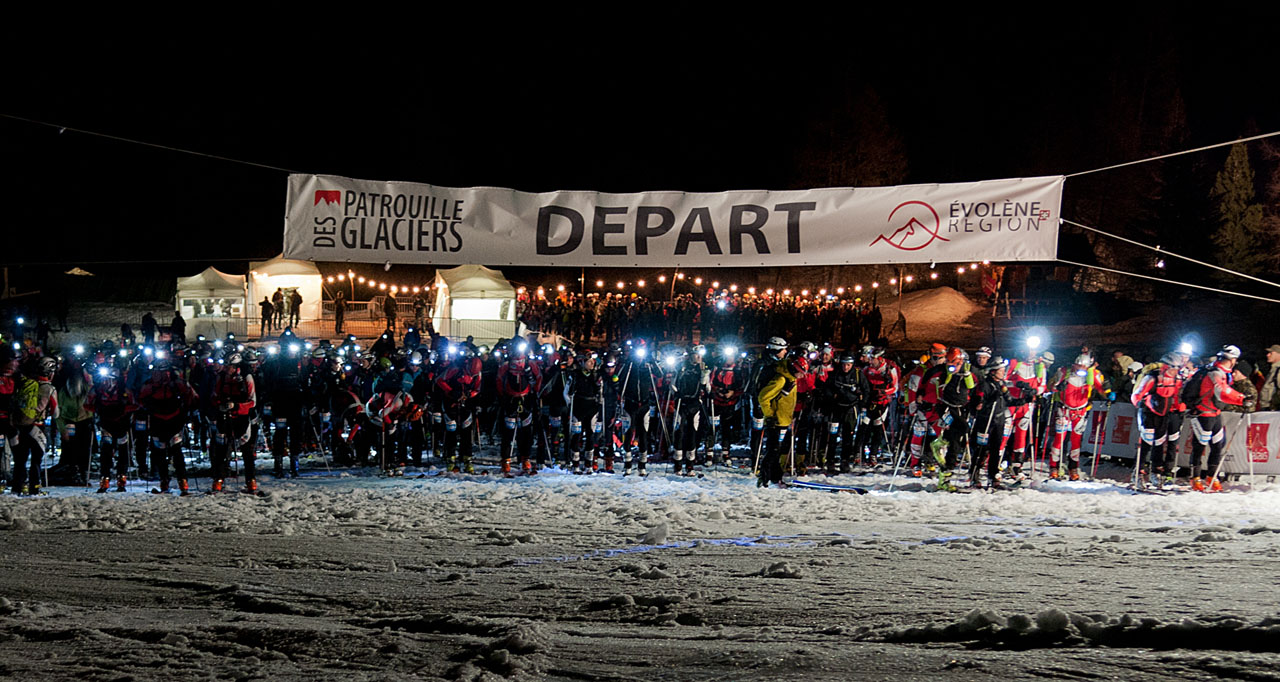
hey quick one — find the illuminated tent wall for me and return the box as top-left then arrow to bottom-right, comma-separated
430,264 -> 517,344
246,255 -> 323,323
175,267 -> 247,338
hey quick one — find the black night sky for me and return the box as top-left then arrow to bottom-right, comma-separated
4,14 -> 1279,283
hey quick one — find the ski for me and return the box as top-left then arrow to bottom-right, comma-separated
784,479 -> 868,495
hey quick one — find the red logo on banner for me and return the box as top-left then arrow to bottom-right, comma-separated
871,201 -> 950,251
1248,422 -> 1270,463
314,190 -> 341,206
1112,416 -> 1133,445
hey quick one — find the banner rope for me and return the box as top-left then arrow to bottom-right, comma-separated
0,112 -> 298,174
1065,130 -> 1280,178
1062,219 -> 1280,290
1055,258 -> 1280,304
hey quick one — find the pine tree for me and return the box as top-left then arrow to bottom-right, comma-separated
1210,143 -> 1267,276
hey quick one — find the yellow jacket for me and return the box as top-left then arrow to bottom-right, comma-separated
757,361 -> 797,427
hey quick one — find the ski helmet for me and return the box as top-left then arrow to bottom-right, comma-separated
946,348 -> 968,368
38,355 -> 58,377
765,337 -> 788,351
790,354 -> 810,374
1040,351 -> 1056,364
839,353 -> 857,365
1219,344 -> 1242,360
975,346 -> 993,358
929,343 -> 947,359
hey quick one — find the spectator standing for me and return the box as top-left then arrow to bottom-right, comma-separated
260,297 -> 274,336
334,290 -> 347,335
170,310 -> 187,345
384,293 -> 398,332
272,288 -> 285,329
141,312 -> 157,345
1261,345 -> 1280,411
289,289 -> 303,327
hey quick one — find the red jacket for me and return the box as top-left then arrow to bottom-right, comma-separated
1131,363 -> 1183,416
1187,362 -> 1245,417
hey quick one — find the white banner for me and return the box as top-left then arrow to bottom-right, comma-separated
283,174 -> 1063,267
1085,402 -> 1280,478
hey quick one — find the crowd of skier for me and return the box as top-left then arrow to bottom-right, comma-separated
0,312 -> 1272,497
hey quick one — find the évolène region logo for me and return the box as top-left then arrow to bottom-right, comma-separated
869,201 -> 950,251
314,190 -> 341,206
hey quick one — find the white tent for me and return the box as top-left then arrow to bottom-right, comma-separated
176,267 -> 247,339
246,255 -> 323,322
176,267 -> 246,319
430,265 -> 517,343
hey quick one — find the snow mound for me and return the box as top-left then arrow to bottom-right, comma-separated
877,608 -> 1280,652
883,286 -> 980,329
758,561 -> 804,579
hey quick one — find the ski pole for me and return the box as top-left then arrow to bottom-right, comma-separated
1247,412 -> 1256,489
1090,402 -> 1109,479
1131,410 -> 1145,487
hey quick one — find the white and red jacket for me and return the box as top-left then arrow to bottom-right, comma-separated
1006,359 -> 1046,402
1052,366 -> 1107,410
864,358 -> 900,407
1186,362 -> 1245,418
1131,362 -> 1183,416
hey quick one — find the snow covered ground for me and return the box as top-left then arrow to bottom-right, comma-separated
3,456 -> 1280,680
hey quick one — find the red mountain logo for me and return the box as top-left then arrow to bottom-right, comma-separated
314,190 -> 341,206
870,201 -> 948,251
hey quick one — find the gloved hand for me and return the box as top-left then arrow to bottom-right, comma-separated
860,414 -> 871,425
1244,398 -> 1256,410
960,361 -> 971,376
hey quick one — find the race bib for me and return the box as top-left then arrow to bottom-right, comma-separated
828,422 -> 840,434
504,417 -> 517,430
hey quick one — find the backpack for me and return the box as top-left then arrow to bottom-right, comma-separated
1180,367 -> 1210,409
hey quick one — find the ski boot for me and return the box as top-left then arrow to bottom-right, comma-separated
571,452 -> 584,475
97,477 -> 111,494
1049,468 -> 1061,480
1068,469 -> 1081,482
116,476 -> 127,492
602,456 -> 614,474
462,460 -> 475,475
936,471 -> 958,493
1190,477 -> 1205,492
1208,476 -> 1223,493
911,467 -> 923,478
521,460 -> 535,476
10,484 -> 25,496
500,460 -> 513,478
211,479 -> 224,493
637,457 -> 648,477
178,480 -> 190,497
246,479 -> 259,494
28,485 -> 41,496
